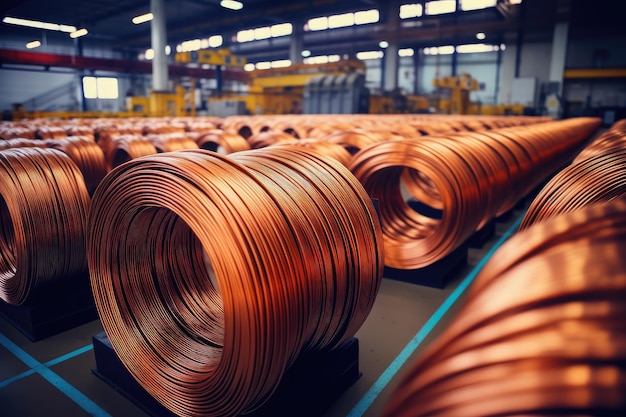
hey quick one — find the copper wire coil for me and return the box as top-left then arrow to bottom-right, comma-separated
247,131 -> 297,149
283,139 -> 353,167
350,118 -> 601,269
0,138 -> 48,149
573,121 -> 626,164
0,127 -> 37,140
45,136 -> 108,195
519,147 -> 626,230
147,134 -> 199,152
88,147 -> 382,417
195,130 -> 251,154
0,147 -> 90,305
326,130 -> 390,155
108,135 -> 158,169
382,200 -> 626,417
65,125 -> 95,140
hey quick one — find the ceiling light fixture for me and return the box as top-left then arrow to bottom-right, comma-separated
132,12 -> 153,24
3,16 -> 76,32
220,0 -> 244,10
26,40 -> 41,49
379,40 -> 389,48
70,28 -> 88,38
476,32 -> 486,40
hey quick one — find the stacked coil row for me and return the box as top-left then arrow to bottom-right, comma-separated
87,147 -> 383,417
520,119 -> 626,229
349,117 -> 601,269
382,199 -> 626,417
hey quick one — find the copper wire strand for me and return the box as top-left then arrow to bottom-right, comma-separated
382,199 -> 626,417
0,147 -> 90,305
88,147 -> 382,417
107,135 -> 158,169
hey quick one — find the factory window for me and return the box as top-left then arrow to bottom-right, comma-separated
456,43 -> 499,53
460,0 -> 497,10
307,16 -> 328,31
303,55 -> 340,65
425,0 -> 456,15
254,26 -> 272,40
237,23 -> 292,42
83,77 -> 118,99
398,48 -> 415,57
423,45 -> 455,55
237,29 -> 255,42
399,4 -> 423,19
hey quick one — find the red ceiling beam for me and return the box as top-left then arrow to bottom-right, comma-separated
0,49 -> 249,82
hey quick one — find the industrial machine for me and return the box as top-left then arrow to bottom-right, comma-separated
433,73 -> 479,114
125,82 -> 196,117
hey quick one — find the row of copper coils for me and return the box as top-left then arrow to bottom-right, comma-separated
382,118 -> 626,416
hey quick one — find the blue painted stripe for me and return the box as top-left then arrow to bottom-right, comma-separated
0,369 -> 36,388
0,333 -> 111,417
347,214 -> 524,417
45,344 -> 93,367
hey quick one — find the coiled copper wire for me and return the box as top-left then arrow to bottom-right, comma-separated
147,134 -> 199,153
519,148 -> 626,230
286,139 -> 353,167
107,135 -> 158,169
0,147 -> 90,305
246,131 -> 297,149
88,147 -> 382,417
382,199 -> 626,417
350,118 -> 601,269
195,130 -> 251,154
46,136 -> 108,195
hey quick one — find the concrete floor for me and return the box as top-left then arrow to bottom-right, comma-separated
0,210 -> 524,417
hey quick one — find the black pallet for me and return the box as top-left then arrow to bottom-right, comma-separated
384,241 -> 468,289
0,278 -> 97,341
467,219 -> 496,249
92,332 -> 360,417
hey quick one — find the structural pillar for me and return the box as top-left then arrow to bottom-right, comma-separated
548,22 -> 568,97
382,1 -> 401,92
151,0 -> 169,92
289,21 -> 304,65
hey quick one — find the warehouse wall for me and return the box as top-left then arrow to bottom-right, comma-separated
498,42 -> 552,107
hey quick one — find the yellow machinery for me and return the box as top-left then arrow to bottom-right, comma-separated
125,83 -> 196,117
433,73 -> 479,114
175,48 -> 246,68
210,60 -> 367,115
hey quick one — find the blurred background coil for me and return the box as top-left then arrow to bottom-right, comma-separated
195,130 -> 251,154
0,147 -> 90,305
87,148 -> 383,417
382,199 -> 626,417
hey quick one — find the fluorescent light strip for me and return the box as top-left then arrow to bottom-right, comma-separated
3,16 -> 76,33
132,12 -> 153,24
26,40 -> 41,49
70,28 -> 88,38
221,0 -> 243,10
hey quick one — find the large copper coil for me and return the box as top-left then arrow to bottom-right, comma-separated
0,147 -> 90,305
382,200 -> 626,417
195,130 -> 251,154
0,126 -> 37,140
46,136 -> 108,195
35,126 -> 67,139
326,130 -> 390,155
573,120 -> 626,164
351,118 -> 601,269
65,125 -> 95,141
147,134 -> 199,152
107,135 -> 158,169
0,138 -> 48,149
88,148 -> 382,417
519,147 -> 626,230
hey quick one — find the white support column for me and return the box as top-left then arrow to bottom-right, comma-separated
549,21 -> 569,96
383,2 -> 400,92
151,0 -> 169,91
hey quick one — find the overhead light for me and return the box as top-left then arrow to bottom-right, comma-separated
379,40 -> 389,49
70,28 -> 88,38
476,32 -> 486,40
220,0 -> 243,10
301,50 -> 311,57
132,12 -> 153,24
3,16 -> 76,33
26,40 -> 41,49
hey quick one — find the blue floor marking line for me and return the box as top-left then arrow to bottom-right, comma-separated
0,369 -> 36,388
45,344 -> 93,367
347,214 -> 524,417
0,333 -> 111,417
